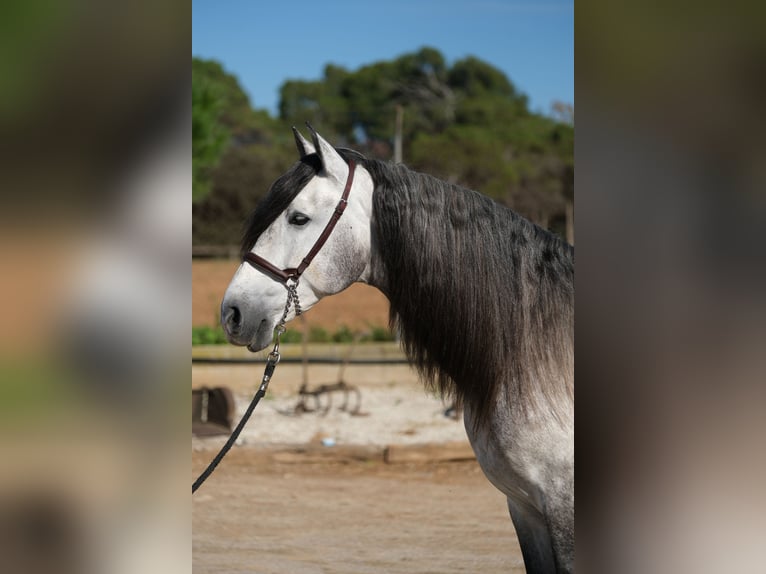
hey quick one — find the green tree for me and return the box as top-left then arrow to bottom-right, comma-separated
192,57 -> 295,241
192,59 -> 230,202
193,58 -> 254,133
193,48 -> 574,247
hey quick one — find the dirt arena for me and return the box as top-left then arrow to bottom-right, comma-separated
193,259 -> 524,572
192,360 -> 525,573
192,453 -> 524,573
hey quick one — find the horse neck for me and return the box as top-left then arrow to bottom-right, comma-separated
366,162 -> 574,423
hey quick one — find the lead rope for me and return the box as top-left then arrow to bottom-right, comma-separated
193,281 -> 302,494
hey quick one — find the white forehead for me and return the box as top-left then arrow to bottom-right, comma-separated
288,174 -> 343,212
251,172 -> 343,252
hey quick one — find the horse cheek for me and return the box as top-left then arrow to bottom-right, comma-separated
320,235 -> 367,294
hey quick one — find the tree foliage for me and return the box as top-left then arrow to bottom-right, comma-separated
192,49 -> 574,245
191,59 -> 230,202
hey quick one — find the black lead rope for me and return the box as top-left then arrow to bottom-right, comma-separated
193,284 -> 300,494
192,346 -> 280,493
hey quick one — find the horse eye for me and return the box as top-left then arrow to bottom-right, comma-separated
289,212 -> 311,226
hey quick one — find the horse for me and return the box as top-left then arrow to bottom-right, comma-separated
221,127 -> 574,573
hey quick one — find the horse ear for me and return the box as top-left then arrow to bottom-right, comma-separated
292,126 -> 315,158
305,123 -> 348,183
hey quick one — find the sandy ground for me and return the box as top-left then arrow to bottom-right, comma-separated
192,453 -> 524,574
192,361 -> 524,573
192,360 -> 470,448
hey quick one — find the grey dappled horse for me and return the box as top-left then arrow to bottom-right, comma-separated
222,127 -> 574,573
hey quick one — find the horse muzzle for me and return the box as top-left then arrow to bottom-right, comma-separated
220,297 -> 274,351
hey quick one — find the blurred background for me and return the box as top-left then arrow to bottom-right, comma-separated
576,1 -> 766,572
1,0 -> 189,572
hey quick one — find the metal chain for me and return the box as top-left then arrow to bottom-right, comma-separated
291,282 -> 302,317
280,279 -> 302,325
261,280 -> 300,392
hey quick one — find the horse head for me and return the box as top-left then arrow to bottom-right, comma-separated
221,128 -> 373,351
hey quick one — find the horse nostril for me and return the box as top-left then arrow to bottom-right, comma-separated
223,305 -> 242,330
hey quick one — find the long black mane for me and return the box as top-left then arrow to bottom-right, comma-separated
242,152 -> 574,428
365,159 -> 574,428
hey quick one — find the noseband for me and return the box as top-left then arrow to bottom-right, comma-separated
243,158 -> 356,284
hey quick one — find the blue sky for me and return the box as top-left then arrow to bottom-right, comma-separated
192,0 -> 573,117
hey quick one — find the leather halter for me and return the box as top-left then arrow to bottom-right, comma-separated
243,159 -> 356,284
